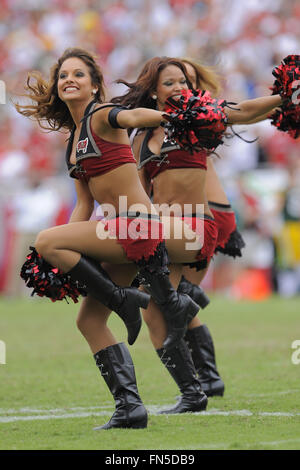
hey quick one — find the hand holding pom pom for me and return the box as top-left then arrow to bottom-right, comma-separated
270,55 -> 300,139
162,89 -> 228,154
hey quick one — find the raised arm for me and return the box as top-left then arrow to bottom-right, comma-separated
69,179 -> 95,223
226,95 -> 283,125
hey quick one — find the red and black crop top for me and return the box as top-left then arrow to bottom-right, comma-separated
65,100 -> 136,182
137,128 -> 207,179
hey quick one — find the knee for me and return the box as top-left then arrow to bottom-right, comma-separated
76,298 -> 109,335
76,310 -> 95,337
35,229 -> 54,259
76,313 -> 88,335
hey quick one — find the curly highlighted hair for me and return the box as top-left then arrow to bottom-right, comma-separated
15,47 -> 106,131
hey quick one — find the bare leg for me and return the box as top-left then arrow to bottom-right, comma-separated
76,263 -> 138,353
34,217 -> 203,272
141,264 -> 183,349
77,296 -> 116,353
76,262 -> 148,430
34,220 -> 129,271
142,264 -> 208,414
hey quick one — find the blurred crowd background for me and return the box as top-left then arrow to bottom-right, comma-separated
0,0 -> 299,300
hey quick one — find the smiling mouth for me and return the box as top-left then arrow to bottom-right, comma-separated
63,86 -> 79,92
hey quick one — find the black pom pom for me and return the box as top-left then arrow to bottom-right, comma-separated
20,247 -> 87,303
270,55 -> 300,139
163,89 -> 228,154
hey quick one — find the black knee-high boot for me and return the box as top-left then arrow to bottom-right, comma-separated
156,340 -> 208,414
93,343 -> 148,430
185,325 -> 224,397
67,255 -> 150,345
137,243 -> 200,349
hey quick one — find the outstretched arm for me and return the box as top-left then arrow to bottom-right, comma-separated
117,108 -> 166,129
226,95 -> 283,125
92,104 -> 167,134
244,108 -> 279,124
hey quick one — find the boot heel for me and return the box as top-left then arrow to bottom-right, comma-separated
136,290 -> 150,309
130,415 -> 148,429
188,298 -> 200,319
196,288 -> 210,309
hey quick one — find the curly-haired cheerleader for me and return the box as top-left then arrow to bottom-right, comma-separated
16,48 -> 204,430
114,56 -> 284,413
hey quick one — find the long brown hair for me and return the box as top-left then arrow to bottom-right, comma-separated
15,47 -> 106,131
112,56 -> 193,109
182,57 -> 221,97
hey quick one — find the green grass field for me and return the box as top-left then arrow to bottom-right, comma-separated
0,294 -> 299,450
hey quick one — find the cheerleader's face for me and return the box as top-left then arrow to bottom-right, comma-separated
184,63 -> 197,89
154,65 -> 189,111
57,57 -> 97,104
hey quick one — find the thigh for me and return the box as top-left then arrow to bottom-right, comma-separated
41,220 -> 130,263
78,294 -> 111,324
162,216 -> 202,263
101,262 -> 138,286
182,265 -> 208,285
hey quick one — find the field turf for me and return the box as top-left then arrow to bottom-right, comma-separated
0,294 -> 299,450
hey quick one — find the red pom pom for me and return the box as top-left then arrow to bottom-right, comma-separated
270,55 -> 300,139
163,89 -> 228,153
20,247 -> 87,303
271,55 -> 300,100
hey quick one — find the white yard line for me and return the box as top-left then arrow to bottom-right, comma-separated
244,389 -> 300,398
0,405 -> 113,415
182,437 -> 300,450
1,405 -> 300,423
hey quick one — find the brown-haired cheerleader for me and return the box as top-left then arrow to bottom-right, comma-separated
114,56 -> 284,413
16,48 -> 208,430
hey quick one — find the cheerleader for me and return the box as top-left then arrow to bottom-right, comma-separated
16,48 -> 203,430
114,56 -> 284,413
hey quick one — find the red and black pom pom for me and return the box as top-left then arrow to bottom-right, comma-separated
270,55 -> 300,139
20,247 -> 87,303
162,89 -> 228,154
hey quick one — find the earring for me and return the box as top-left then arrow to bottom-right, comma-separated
152,94 -> 157,100
92,89 -> 97,95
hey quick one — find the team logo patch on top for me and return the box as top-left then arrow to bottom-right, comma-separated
77,138 -> 88,154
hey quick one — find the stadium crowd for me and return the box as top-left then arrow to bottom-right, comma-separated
0,0 -> 299,298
